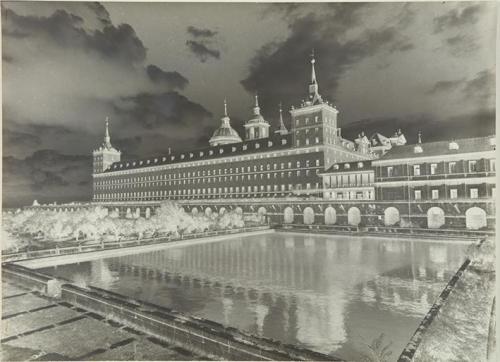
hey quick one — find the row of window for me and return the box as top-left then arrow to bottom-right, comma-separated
324,190 -> 374,200
95,170 -> 322,190
95,160 -> 323,186
414,188 -> 486,200
386,159 -> 495,177
95,183 -> 322,200
323,173 -> 374,188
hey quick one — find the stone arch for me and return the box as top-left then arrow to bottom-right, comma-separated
205,207 -> 213,217
384,207 -> 400,226
284,207 -> 294,224
303,207 -> 315,225
427,207 -> 445,229
191,207 -> 199,216
348,207 -> 361,226
465,207 -> 487,230
324,206 -> 336,225
219,207 -> 226,215
145,207 -> 151,219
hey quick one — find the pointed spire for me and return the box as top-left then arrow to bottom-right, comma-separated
223,98 -> 228,117
307,49 -> 322,105
253,93 -> 261,116
418,131 -> 422,144
275,102 -> 289,135
310,48 -> 317,84
104,117 -> 112,149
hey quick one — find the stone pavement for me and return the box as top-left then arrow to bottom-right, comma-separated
1,280 -> 209,361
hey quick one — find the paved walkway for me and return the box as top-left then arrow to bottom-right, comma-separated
1,280 -> 208,361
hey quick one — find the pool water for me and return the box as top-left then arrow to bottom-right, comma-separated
38,233 -> 467,360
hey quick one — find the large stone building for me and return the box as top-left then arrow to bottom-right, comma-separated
89,54 -> 495,231
92,55 -> 373,203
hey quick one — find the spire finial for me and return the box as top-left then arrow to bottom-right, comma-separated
276,101 -> 288,135
253,93 -> 261,116
418,131 -> 422,144
223,98 -> 228,116
310,48 -> 317,84
104,116 -> 111,148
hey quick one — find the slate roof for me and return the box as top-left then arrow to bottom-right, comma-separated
378,136 -> 495,161
104,134 -> 293,173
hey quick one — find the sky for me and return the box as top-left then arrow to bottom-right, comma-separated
2,1 -> 496,207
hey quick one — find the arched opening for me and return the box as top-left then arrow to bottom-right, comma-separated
219,207 -> 226,215
465,207 -> 487,230
135,208 -> 140,218
205,207 -> 213,217
191,207 -> 199,216
257,207 -> 267,223
126,208 -> 132,219
303,207 -> 315,225
324,207 -> 336,225
235,207 -> 243,215
384,207 -> 400,226
348,207 -> 361,226
284,207 -> 294,224
145,207 -> 151,219
427,207 -> 445,229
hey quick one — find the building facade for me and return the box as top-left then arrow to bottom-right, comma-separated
88,55 -> 495,232
92,55 -> 373,203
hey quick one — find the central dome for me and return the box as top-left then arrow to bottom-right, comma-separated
209,100 -> 242,146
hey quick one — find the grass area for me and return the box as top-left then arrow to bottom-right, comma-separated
412,238 -> 495,361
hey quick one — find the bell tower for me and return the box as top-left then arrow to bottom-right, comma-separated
93,117 -> 121,174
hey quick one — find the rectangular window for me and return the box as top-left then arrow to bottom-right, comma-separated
469,160 -> 477,172
450,189 -> 458,199
387,166 -> 393,177
431,189 -> 439,199
490,159 -> 495,172
449,162 -> 456,173
414,190 -> 421,200
413,165 -> 420,176
430,163 -> 437,175
470,188 -> 478,199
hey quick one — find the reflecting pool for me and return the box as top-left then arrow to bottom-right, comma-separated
38,233 -> 468,360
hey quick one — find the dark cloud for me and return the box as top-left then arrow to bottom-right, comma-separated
111,91 -> 213,155
427,78 -> 465,95
2,7 -> 147,65
186,40 -> 220,62
434,4 -> 482,33
241,5 -> 413,114
443,34 -> 479,56
462,69 -> 494,100
146,64 -> 189,90
86,2 -> 112,27
3,150 -> 92,208
3,129 -> 42,149
427,69 -> 494,102
342,109 -> 495,144
187,25 -> 217,38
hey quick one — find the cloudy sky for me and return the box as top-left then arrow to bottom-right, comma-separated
2,1 -> 496,207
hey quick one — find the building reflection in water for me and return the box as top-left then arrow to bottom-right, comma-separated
38,233 -> 467,360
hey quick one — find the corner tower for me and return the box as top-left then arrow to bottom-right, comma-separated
93,117 -> 121,174
290,52 -> 369,168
